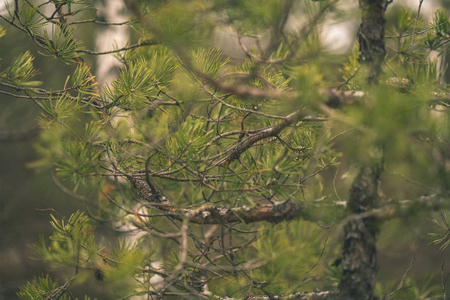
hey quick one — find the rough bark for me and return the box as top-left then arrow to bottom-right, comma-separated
336,1 -> 389,296
336,3 -> 390,295
357,0 -> 390,83
130,178 -> 310,224
337,163 -> 383,300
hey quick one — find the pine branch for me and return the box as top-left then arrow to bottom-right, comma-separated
218,291 -> 334,299
211,111 -> 302,166
75,40 -> 157,55
181,200 -> 308,224
129,178 -> 310,224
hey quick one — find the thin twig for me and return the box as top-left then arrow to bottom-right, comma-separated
386,22 -> 448,38
333,168 -> 342,202
383,254 -> 415,299
442,261 -> 449,300
408,0 -> 424,74
299,231 -> 331,287
75,40 -> 156,55
36,208 -> 66,221
337,67 -> 360,90
68,19 -> 132,25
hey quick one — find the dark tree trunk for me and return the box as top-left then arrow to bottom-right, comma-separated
337,164 -> 383,300
336,1 -> 390,298
357,0 -> 390,83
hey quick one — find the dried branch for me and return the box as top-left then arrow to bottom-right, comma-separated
68,19 -> 132,26
75,40 -> 157,55
202,75 -> 297,101
441,261 -> 449,300
211,111 -> 302,166
130,177 -> 309,224
181,200 -> 308,224
219,291 -> 334,299
382,255 -> 415,299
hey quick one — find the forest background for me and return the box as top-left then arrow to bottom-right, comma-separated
0,0 -> 449,299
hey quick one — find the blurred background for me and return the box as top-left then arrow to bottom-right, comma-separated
1,0 -> 449,299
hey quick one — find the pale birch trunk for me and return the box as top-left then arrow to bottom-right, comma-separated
94,3 -> 165,298
95,0 -> 128,87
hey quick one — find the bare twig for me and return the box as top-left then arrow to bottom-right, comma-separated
68,19 -> 132,26
408,0 -> 424,73
75,40 -> 156,55
442,261 -> 449,300
36,208 -> 66,221
337,67 -> 360,90
383,254 -> 416,299
386,22 -> 448,38
211,111 -> 302,166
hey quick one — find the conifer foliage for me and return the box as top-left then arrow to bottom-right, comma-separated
1,0 -> 449,299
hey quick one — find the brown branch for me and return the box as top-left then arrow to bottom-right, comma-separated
441,261 -> 449,300
212,111 -> 302,165
323,88 -> 365,108
68,19 -> 132,26
220,291 -> 334,299
182,51 -> 365,108
181,200 -> 308,224
129,177 -> 309,224
198,83 -> 289,120
385,22 -> 448,38
237,32 -> 287,65
235,0 -> 337,66
223,72 -> 278,89
131,171 -> 449,227
210,76 -> 296,101
382,255 -> 415,299
75,40 -> 157,55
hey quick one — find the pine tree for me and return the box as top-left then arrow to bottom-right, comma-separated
0,0 -> 449,299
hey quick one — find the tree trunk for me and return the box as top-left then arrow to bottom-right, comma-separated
336,0 -> 389,298
357,0 -> 390,83
337,164 -> 383,300
95,0 -> 129,87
